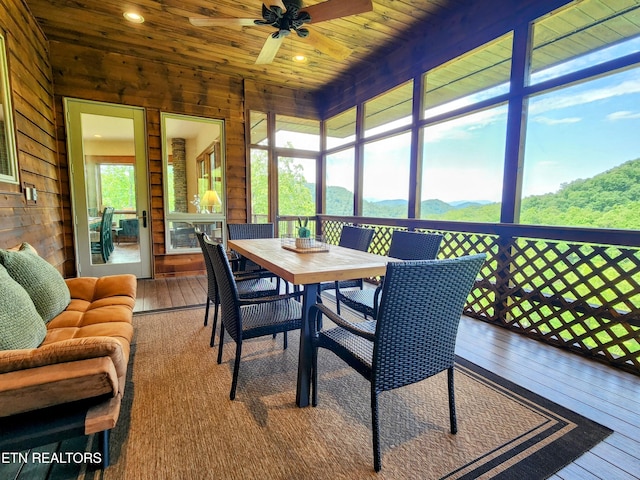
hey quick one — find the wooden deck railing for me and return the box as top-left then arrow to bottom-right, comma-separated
278,215 -> 640,375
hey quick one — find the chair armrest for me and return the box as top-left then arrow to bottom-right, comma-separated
311,304 -> 376,341
373,284 -> 383,318
238,290 -> 303,306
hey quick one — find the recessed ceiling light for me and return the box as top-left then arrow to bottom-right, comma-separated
123,12 -> 145,24
292,55 -> 307,63
94,134 -> 102,138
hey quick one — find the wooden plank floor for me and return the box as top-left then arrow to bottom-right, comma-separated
134,277 -> 639,479
3,276 -> 638,479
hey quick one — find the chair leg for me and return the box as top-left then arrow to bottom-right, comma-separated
217,326 -> 225,363
210,302 -> 220,347
335,281 -> 342,315
371,388 -> 382,472
283,331 -> 288,350
204,297 -> 210,326
100,429 -> 110,467
448,366 -> 458,434
311,344 -> 318,407
230,342 -> 242,400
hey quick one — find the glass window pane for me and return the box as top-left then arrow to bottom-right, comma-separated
326,107 -> 356,149
277,156 -> 316,216
326,148 -> 355,215
423,33 -> 512,119
250,148 -> 269,223
362,132 -> 411,218
275,114 -> 320,150
522,67 -> 640,228
363,80 -> 413,137
250,110 -> 268,145
421,106 -> 507,222
0,33 -> 18,184
530,1 -> 640,85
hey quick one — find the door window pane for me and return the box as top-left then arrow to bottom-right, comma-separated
277,156 -> 316,216
326,148 -> 355,215
423,33 -> 512,119
0,33 -> 17,184
275,115 -> 320,150
362,132 -> 411,218
522,67 -> 640,228
530,1 -> 640,85
421,106 -> 507,222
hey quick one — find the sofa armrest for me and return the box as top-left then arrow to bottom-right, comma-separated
0,336 -> 127,379
0,358 -> 118,417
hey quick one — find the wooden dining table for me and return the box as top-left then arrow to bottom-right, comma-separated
227,237 -> 394,407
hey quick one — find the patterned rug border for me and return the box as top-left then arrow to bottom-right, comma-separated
452,356 -> 612,479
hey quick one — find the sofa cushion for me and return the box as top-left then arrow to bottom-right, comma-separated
0,265 -> 46,350
0,243 -> 71,323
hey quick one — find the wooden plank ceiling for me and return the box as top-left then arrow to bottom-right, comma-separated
24,0 -> 461,92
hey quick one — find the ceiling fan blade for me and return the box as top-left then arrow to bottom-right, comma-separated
303,0 -> 373,24
303,29 -> 352,60
256,35 -> 285,64
189,17 -> 256,27
270,0 -> 286,10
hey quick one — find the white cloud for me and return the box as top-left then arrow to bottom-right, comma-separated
606,110 -> 640,121
533,116 -> 582,125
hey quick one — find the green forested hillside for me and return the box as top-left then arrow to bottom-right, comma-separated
326,158 -> 640,229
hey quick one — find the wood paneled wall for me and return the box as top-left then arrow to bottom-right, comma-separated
47,42 -> 318,277
0,0 -> 64,271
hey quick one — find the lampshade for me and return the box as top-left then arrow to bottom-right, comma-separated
201,190 -> 222,209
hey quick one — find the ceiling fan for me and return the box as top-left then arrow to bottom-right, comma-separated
189,0 -> 373,64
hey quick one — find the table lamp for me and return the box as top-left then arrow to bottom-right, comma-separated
201,190 -> 222,213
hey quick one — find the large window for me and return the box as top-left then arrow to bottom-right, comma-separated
421,105 -> 507,222
364,80 -> 413,138
326,148 -> 355,215
0,33 -> 18,185
161,113 -> 226,253
277,156 -> 316,217
522,67 -> 640,228
362,132 -> 411,218
326,107 -> 356,149
276,114 -> 320,151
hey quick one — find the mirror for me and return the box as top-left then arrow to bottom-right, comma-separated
161,113 -> 226,253
0,32 -> 18,185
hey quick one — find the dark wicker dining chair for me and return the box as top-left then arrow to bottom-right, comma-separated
209,243 -> 304,400
195,231 -> 279,347
336,230 -> 444,319
319,225 -> 374,313
227,222 -> 276,274
311,253 -> 486,471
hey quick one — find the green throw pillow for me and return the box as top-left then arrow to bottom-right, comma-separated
0,264 -> 47,350
0,243 -> 71,323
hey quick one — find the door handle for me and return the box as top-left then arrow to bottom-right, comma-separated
142,210 -> 147,228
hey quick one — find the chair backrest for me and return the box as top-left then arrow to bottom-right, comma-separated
119,218 -> 139,237
208,242 -> 243,342
100,207 -> 114,241
372,254 -> 485,393
228,223 -> 275,240
387,230 -> 443,260
195,230 -> 217,301
338,225 -> 374,252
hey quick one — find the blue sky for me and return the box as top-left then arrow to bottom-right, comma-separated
308,38 -> 640,204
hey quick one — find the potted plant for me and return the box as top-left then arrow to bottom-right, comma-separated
296,217 -> 313,249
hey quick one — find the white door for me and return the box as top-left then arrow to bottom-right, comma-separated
65,99 -> 152,278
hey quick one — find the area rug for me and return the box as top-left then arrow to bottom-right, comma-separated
82,307 -> 611,480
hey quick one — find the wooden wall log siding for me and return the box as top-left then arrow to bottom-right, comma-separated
0,0 -> 66,272
320,0 -> 572,118
46,42 -> 316,277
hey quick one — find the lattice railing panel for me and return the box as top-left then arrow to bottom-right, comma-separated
321,218 -> 640,375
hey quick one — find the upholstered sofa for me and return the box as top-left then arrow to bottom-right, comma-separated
0,243 -> 136,467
